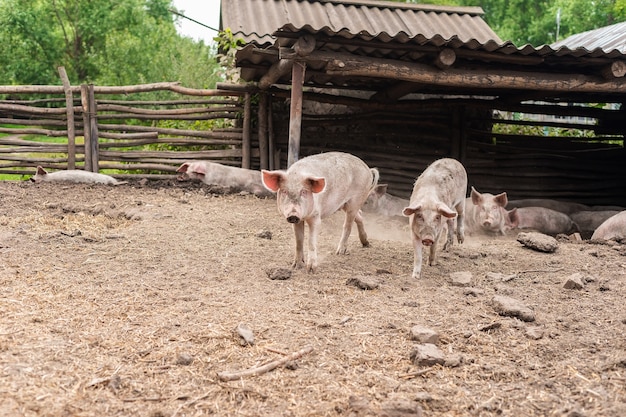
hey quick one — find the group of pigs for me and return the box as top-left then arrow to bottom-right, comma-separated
30,153 -> 626,279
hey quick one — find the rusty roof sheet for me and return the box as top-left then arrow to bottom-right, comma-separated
552,21 -> 626,54
220,0 -> 503,47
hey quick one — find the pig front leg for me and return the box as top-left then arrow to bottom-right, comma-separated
428,240 -> 438,266
292,221 -> 305,269
443,219 -> 455,251
306,216 -> 322,273
410,233 -> 424,279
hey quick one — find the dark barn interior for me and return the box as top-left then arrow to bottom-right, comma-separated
221,0 -> 626,206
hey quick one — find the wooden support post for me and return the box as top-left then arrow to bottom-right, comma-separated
58,67 -> 76,170
258,92 -> 269,170
287,61 -> 306,167
268,95 -> 276,170
80,85 -> 92,171
242,92 -> 251,169
87,85 -> 99,172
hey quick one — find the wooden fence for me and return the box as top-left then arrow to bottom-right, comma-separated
0,73 -> 269,179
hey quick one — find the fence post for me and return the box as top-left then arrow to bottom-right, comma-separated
258,92 -> 269,170
80,85 -> 92,171
242,92 -> 251,169
58,67 -> 76,170
88,85 -> 99,172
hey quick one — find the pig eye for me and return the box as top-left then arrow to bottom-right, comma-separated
435,214 -> 441,221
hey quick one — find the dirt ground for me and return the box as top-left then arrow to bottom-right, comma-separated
1,179 -> 625,417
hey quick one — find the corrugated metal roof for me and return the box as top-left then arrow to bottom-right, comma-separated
552,21 -> 626,54
220,0 -> 503,47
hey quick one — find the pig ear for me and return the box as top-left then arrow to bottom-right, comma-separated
306,177 -> 326,194
494,192 -> 508,207
470,186 -> 482,205
438,204 -> 458,218
36,166 -> 47,175
176,163 -> 190,173
261,170 -> 285,192
374,184 -> 388,197
402,205 -> 421,217
506,208 -> 519,227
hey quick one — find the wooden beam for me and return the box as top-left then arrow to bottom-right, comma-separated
288,62 -> 306,167
308,50 -> 626,94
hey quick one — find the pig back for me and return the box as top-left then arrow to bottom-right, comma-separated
287,152 -> 378,218
409,158 -> 467,209
591,210 -> 626,241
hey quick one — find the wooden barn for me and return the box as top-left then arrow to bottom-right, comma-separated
220,0 -> 626,206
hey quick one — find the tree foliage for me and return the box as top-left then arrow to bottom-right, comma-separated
398,0 -> 626,46
0,0 -> 221,88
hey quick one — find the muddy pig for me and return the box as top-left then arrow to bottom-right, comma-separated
363,184 -> 409,221
506,207 -> 579,236
261,152 -> 379,273
591,210 -> 626,241
464,187 -> 509,236
506,198 -> 589,215
402,158 -> 467,279
177,161 -> 273,197
570,210 -> 621,237
30,166 -> 124,185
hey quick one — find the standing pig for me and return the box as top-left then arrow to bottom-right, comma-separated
506,207 -> 579,236
177,161 -> 273,197
402,158 -> 467,279
464,187 -> 509,236
30,166 -> 124,185
261,152 -> 379,272
591,210 -> 626,241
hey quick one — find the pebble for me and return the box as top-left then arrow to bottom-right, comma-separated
410,343 -> 445,366
409,325 -> 439,344
492,295 -> 536,322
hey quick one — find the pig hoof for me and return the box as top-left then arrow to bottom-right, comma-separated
335,247 -> 349,255
306,263 -> 317,273
361,241 -> 371,248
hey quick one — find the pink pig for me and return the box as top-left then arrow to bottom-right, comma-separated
261,152 -> 379,273
464,187 -> 509,236
402,158 -> 467,279
177,161 -> 273,197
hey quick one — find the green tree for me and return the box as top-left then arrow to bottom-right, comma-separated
0,0 -> 220,87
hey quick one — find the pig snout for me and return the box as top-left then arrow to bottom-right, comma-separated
421,237 -> 435,246
287,215 -> 301,224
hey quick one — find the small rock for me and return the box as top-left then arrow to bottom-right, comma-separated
409,325 -> 439,344
346,276 -> 380,290
175,353 -> 194,366
492,295 -> 535,322
525,325 -> 544,340
409,344 -> 445,367
236,323 -> 254,346
463,287 -> 484,296
256,230 -> 272,239
450,271 -> 472,287
266,267 -> 292,280
444,354 -> 463,368
380,399 -> 423,417
563,273 -> 584,290
517,232 -> 558,253
479,322 -> 502,332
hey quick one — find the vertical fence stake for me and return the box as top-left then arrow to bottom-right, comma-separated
88,85 -> 99,172
58,67 -> 76,170
258,92 -> 269,170
80,85 -> 92,172
288,61 -> 305,168
242,92 -> 251,169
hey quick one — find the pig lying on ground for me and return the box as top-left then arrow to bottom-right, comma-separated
363,184 -> 409,221
30,166 -> 125,185
506,198 -> 589,215
570,210 -> 621,238
464,187 -> 509,236
591,210 -> 626,242
262,152 -> 379,273
506,206 -> 579,236
402,158 -> 467,279
177,161 -> 273,198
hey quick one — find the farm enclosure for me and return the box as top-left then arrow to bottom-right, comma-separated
1,179 -> 625,416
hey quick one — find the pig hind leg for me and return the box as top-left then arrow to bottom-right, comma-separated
443,218 -> 455,250
292,221 -> 306,269
336,206 -> 369,255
